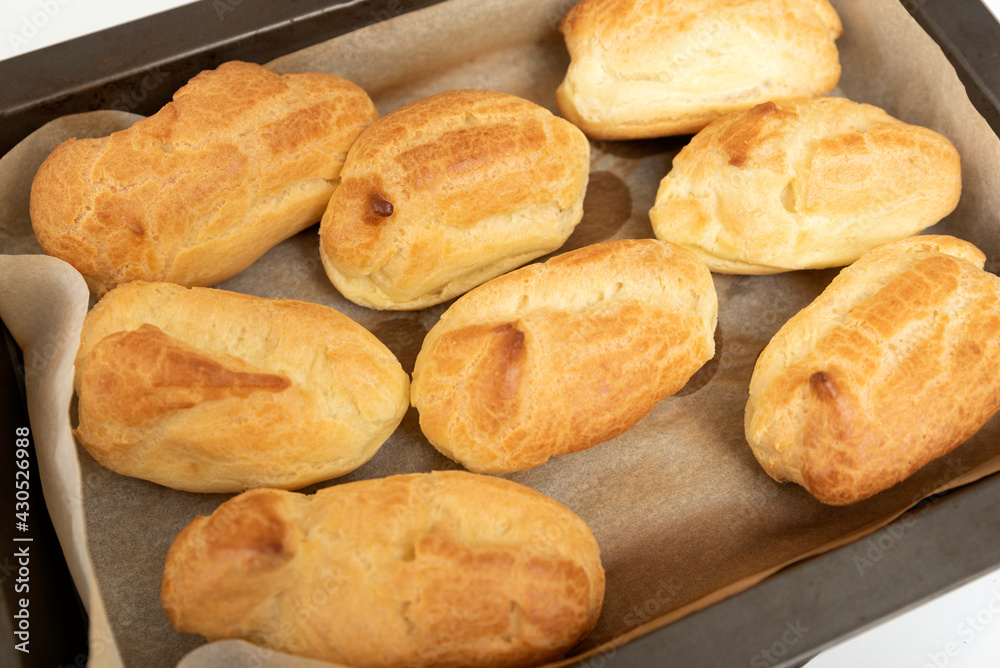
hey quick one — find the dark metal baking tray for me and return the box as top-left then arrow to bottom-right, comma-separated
1,0 -> 999,666
0,0 -> 445,156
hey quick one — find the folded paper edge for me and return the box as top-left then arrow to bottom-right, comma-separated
0,253 -> 124,668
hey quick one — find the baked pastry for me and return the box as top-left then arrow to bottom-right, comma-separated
161,471 -> 605,667
745,235 -> 1000,505
649,98 -> 962,273
556,0 -> 842,139
411,238 -> 718,473
318,89 -> 591,310
30,60 -> 378,296
73,281 -> 409,492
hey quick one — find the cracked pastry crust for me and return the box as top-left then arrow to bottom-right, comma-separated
160,471 -> 605,668
318,88 -> 591,310
745,235 -> 1000,505
556,0 -> 843,139
410,239 -> 718,474
73,281 -> 409,492
649,97 -> 962,273
30,60 -> 378,296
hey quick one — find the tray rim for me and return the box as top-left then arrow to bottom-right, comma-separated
2,1 -> 1000,666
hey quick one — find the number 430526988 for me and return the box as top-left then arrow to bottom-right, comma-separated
14,426 -> 30,530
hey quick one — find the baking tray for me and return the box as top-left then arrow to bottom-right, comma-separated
1,1 -> 999,666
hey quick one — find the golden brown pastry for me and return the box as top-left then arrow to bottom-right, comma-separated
649,98 -> 962,273
745,235 -> 1000,505
30,61 -> 378,296
161,471 -> 605,668
318,89 -> 591,310
74,281 -> 409,492
556,0 -> 842,139
411,238 -> 718,473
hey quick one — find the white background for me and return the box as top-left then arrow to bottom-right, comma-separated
2,1 -> 1000,667
0,0 -> 199,61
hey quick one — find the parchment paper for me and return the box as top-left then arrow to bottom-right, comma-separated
2,0 -> 1000,666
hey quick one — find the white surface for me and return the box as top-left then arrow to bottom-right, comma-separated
0,0 -> 196,62
806,569 -> 1000,668
987,0 -> 1000,21
2,1 -> 1000,667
